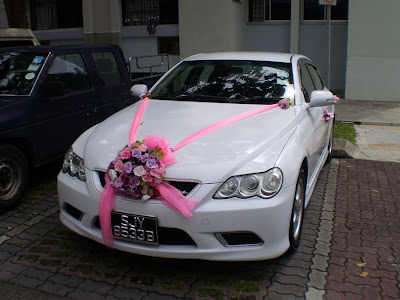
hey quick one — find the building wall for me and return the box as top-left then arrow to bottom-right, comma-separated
246,22 -> 347,91
346,0 -> 400,101
300,23 -> 347,91
179,0 -> 246,59
83,0 -> 122,45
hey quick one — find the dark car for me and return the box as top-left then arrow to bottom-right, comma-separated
0,45 -> 136,210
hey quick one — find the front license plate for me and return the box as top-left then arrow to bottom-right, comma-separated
111,212 -> 158,245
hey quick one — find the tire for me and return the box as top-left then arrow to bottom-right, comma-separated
288,169 -> 306,252
0,145 -> 29,211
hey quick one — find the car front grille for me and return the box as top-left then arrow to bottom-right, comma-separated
97,171 -> 199,197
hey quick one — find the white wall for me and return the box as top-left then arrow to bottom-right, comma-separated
179,0 -> 247,59
345,0 -> 400,101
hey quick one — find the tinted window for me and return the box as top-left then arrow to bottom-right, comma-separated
93,51 -> 122,86
46,53 -> 91,96
152,60 -> 294,104
0,51 -> 48,95
299,61 -> 315,103
306,64 -> 324,90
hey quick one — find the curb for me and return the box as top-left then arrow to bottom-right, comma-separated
332,138 -> 356,159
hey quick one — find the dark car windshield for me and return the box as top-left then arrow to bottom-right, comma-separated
151,60 -> 294,104
0,51 -> 48,95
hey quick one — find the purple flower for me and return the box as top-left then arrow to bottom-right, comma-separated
129,176 -> 140,187
140,153 -> 149,162
146,159 -> 158,169
124,161 -> 133,173
114,177 -> 123,188
280,101 -> 289,110
132,148 -> 142,159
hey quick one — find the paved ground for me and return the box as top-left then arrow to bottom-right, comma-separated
334,99 -> 400,163
0,157 -> 399,299
1,99 -> 399,299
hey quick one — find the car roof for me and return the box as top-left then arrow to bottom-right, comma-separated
184,52 -> 309,63
0,44 -> 120,53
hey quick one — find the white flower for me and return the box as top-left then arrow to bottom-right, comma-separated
108,169 -> 118,180
133,165 -> 145,177
141,194 -> 151,202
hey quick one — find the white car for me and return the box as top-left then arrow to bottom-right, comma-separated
58,52 -> 335,261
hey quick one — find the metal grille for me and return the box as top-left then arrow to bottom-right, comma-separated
249,0 -> 265,22
31,0 -> 57,30
123,0 -> 160,26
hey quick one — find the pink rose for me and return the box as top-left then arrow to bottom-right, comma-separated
114,160 -> 124,173
137,143 -> 148,152
120,149 -> 132,160
142,173 -> 156,186
150,167 -> 165,179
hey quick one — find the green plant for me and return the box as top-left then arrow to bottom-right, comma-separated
334,122 -> 357,145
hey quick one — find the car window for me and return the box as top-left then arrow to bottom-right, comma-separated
46,53 -> 91,96
0,51 -> 48,95
299,60 -> 315,103
306,64 -> 324,91
93,51 -> 122,86
152,60 -> 294,104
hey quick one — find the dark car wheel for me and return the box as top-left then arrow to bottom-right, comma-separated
288,169 -> 306,252
0,145 -> 29,211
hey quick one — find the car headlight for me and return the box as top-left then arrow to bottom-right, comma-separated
62,148 -> 86,182
213,168 -> 283,199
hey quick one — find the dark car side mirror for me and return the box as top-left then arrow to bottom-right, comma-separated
43,81 -> 65,99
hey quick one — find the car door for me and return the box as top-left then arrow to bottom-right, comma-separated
298,59 -> 328,177
32,51 -> 99,164
92,50 -> 132,122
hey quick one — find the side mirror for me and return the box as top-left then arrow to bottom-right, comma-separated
130,84 -> 148,98
309,90 -> 335,107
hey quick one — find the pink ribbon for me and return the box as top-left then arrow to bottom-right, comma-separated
129,96 -> 150,144
98,174 -> 116,246
99,97 -> 288,247
172,102 -> 281,152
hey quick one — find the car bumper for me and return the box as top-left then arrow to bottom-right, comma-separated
57,170 -> 296,261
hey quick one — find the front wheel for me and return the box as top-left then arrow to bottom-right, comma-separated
288,169 -> 306,252
0,145 -> 29,211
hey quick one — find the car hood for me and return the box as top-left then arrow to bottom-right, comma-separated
83,100 -> 296,183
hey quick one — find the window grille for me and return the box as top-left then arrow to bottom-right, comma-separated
31,0 -> 57,30
248,0 -> 291,22
123,0 -> 159,26
123,0 -> 178,26
30,0 -> 83,30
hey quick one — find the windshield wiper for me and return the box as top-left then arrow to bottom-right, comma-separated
173,93 -> 228,102
227,96 -> 283,105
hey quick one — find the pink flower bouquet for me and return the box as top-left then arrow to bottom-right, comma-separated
107,136 -> 170,202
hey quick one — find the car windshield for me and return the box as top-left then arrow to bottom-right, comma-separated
151,60 -> 294,104
0,51 -> 48,95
